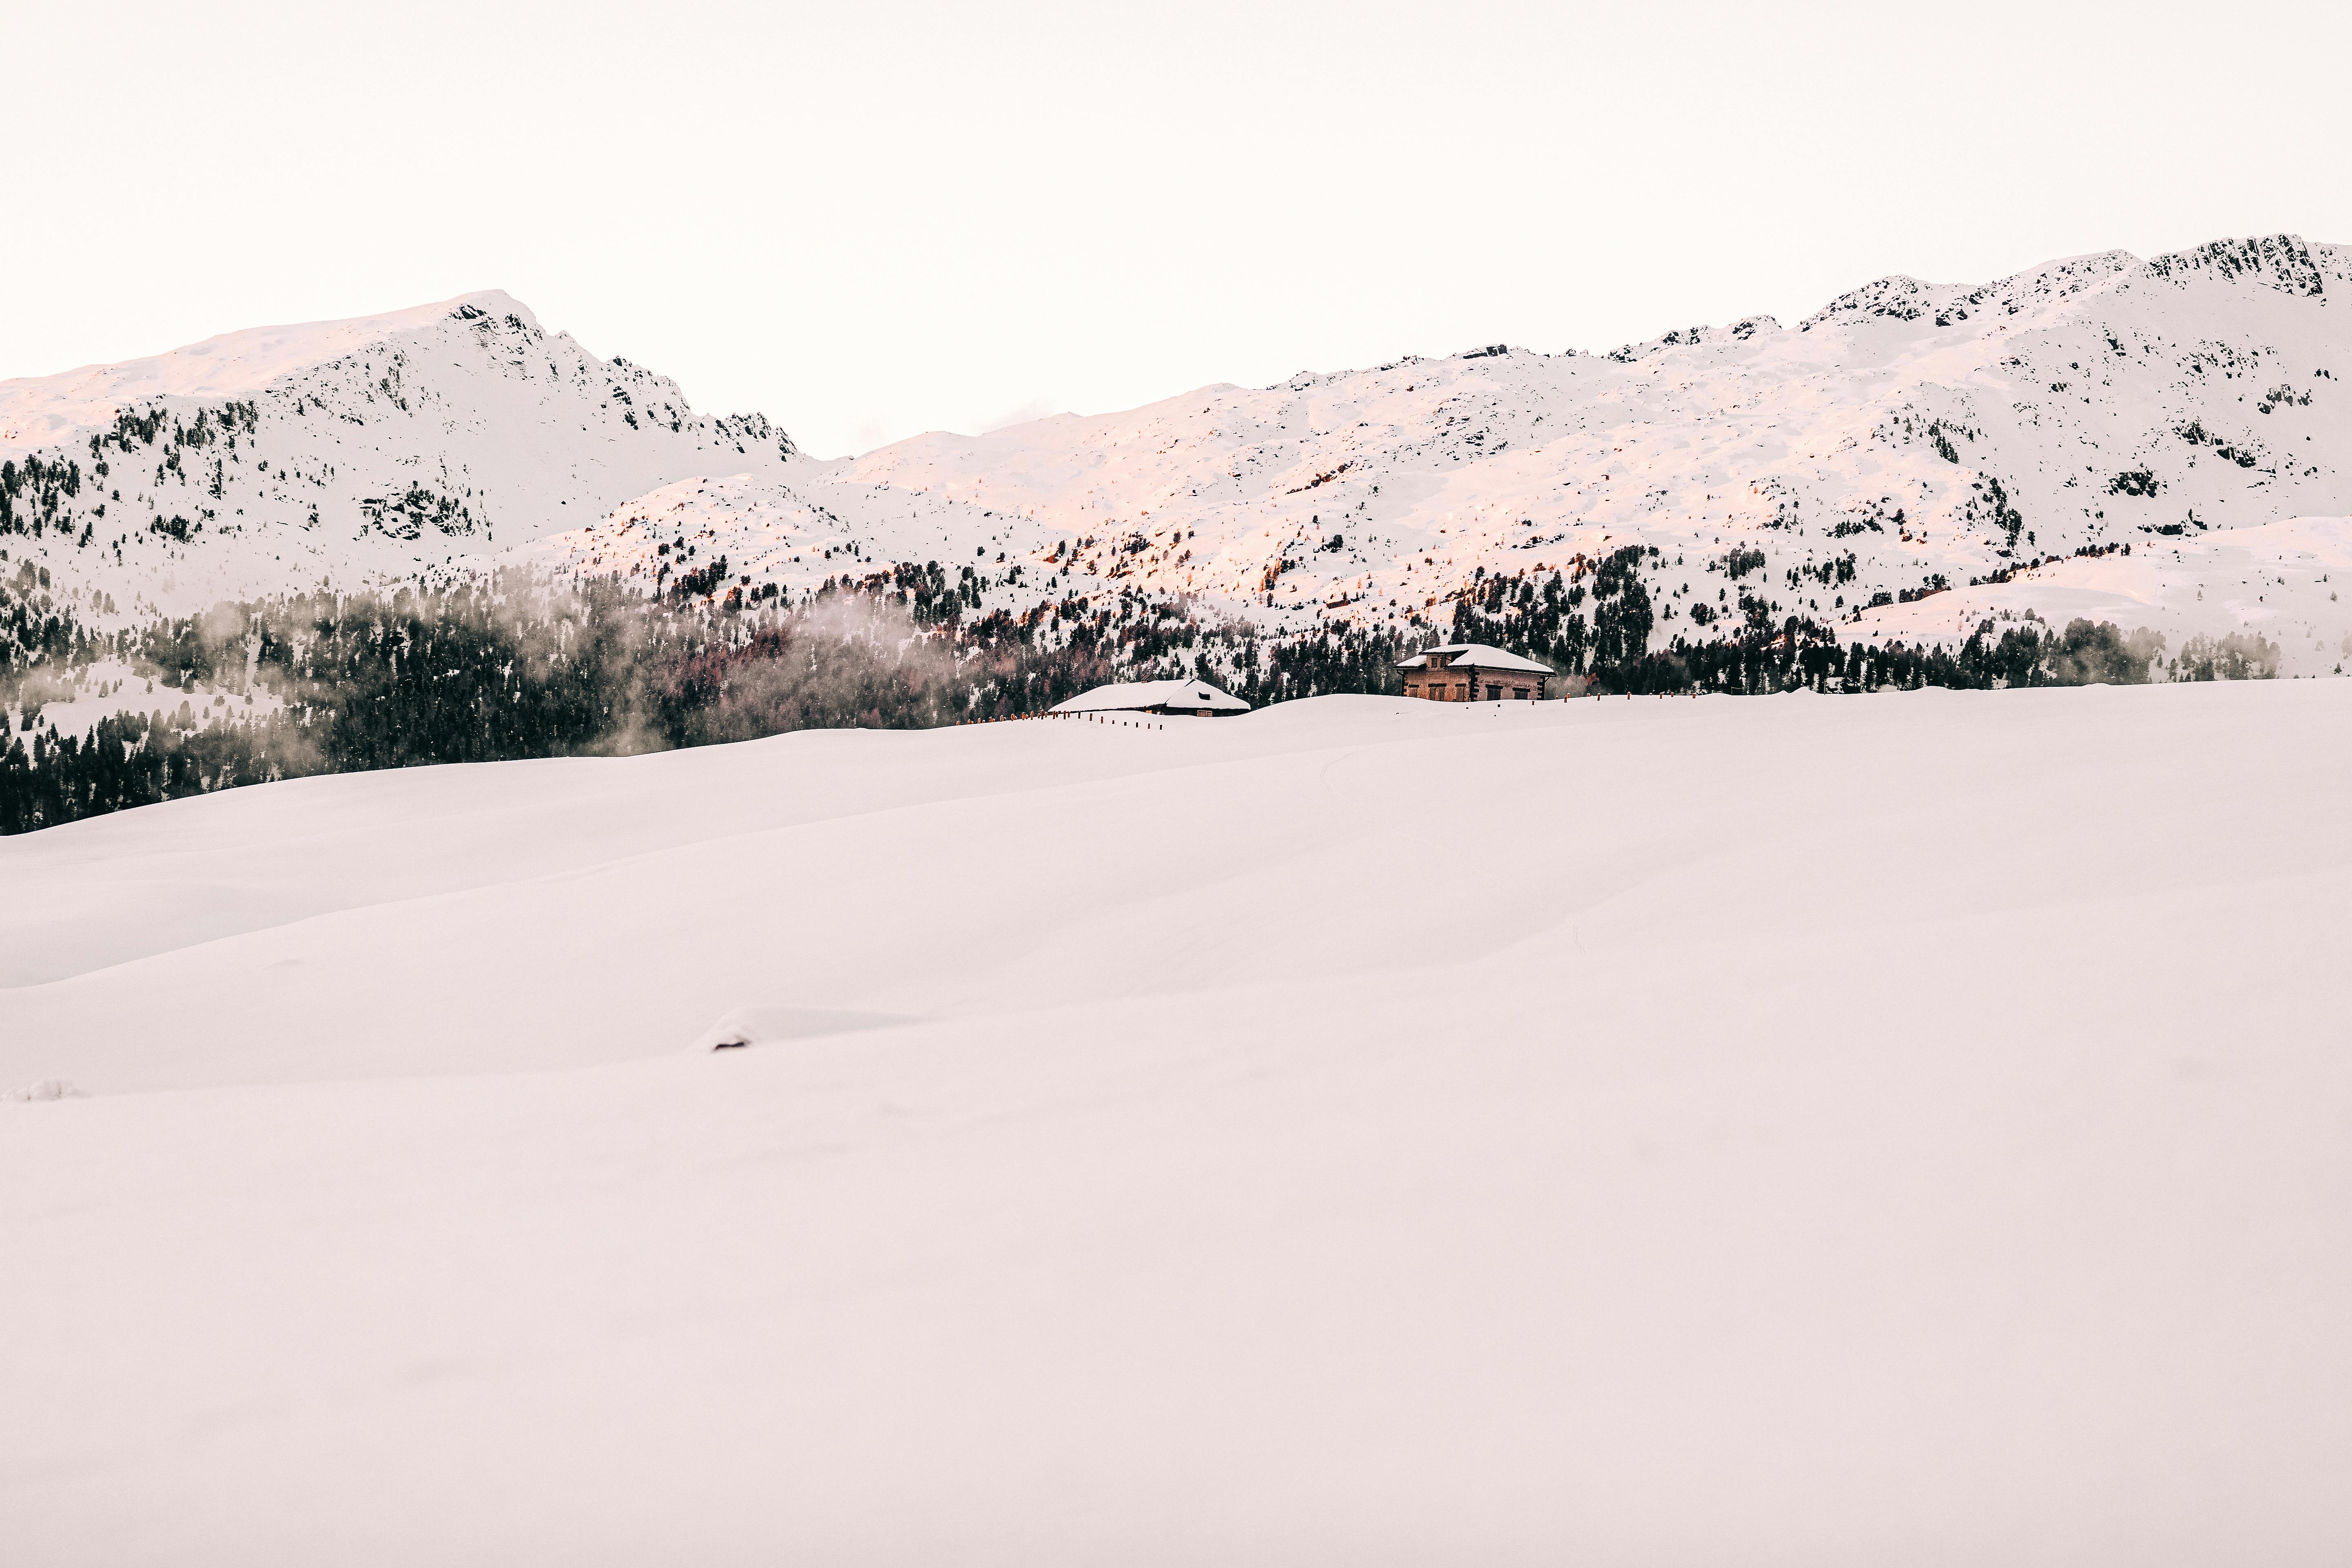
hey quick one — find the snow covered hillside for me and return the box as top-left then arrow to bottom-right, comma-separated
0,291 -> 794,621
5,687 -> 2349,1560
527,233 -> 2352,670
10,234 -> 2347,684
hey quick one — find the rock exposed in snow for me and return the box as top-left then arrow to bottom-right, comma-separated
688,1005 -> 915,1052
4,1078 -> 85,1102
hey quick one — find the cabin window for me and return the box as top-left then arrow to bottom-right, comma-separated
1485,683 -> 1501,700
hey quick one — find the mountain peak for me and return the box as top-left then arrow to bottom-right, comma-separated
0,289 -> 548,452
440,290 -> 540,330
2138,233 -> 2334,297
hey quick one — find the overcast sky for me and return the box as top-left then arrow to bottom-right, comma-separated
6,0 -> 2347,457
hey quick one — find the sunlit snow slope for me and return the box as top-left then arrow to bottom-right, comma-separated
5,686 -> 2348,1562
0,292 -> 794,619
528,234 -> 2352,668
13,235 -> 2349,672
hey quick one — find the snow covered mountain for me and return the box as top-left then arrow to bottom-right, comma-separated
526,233 -> 2352,672
0,291 -> 794,621
7,234 -> 2348,684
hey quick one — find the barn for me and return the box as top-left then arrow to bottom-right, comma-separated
1049,678 -> 1252,719
1397,644 -> 1554,702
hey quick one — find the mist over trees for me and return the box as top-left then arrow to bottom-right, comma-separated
4,570 -> 1274,831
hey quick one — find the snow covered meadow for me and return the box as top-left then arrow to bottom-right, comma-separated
6,685 -> 2348,1562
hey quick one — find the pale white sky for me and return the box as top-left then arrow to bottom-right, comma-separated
7,0 -> 2346,457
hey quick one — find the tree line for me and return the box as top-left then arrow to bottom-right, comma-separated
0,548 -> 2292,833
4,572 -> 1263,832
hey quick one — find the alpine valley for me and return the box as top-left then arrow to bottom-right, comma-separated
4,233 -> 2349,829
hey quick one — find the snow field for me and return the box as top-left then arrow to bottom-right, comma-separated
3,686 -> 2350,1562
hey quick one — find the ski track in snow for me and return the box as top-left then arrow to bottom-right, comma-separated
3,686 -> 2349,1561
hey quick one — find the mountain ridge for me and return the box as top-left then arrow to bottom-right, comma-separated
516,232 -> 2346,671
0,290 -> 545,448
0,290 -> 797,624
6,234 -> 2350,699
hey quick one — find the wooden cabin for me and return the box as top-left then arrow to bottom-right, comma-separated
1396,644 -> 1553,702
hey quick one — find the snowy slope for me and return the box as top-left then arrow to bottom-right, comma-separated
0,291 -> 794,620
1849,514 -> 2352,668
10,235 -> 2348,688
526,234 -> 2352,667
4,686 -> 2350,1560
516,466 -> 1069,612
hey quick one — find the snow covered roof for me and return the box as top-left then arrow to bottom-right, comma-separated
1050,679 -> 1250,715
1395,644 -> 1554,674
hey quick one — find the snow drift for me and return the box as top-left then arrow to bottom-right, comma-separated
3,685 -> 2348,1561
